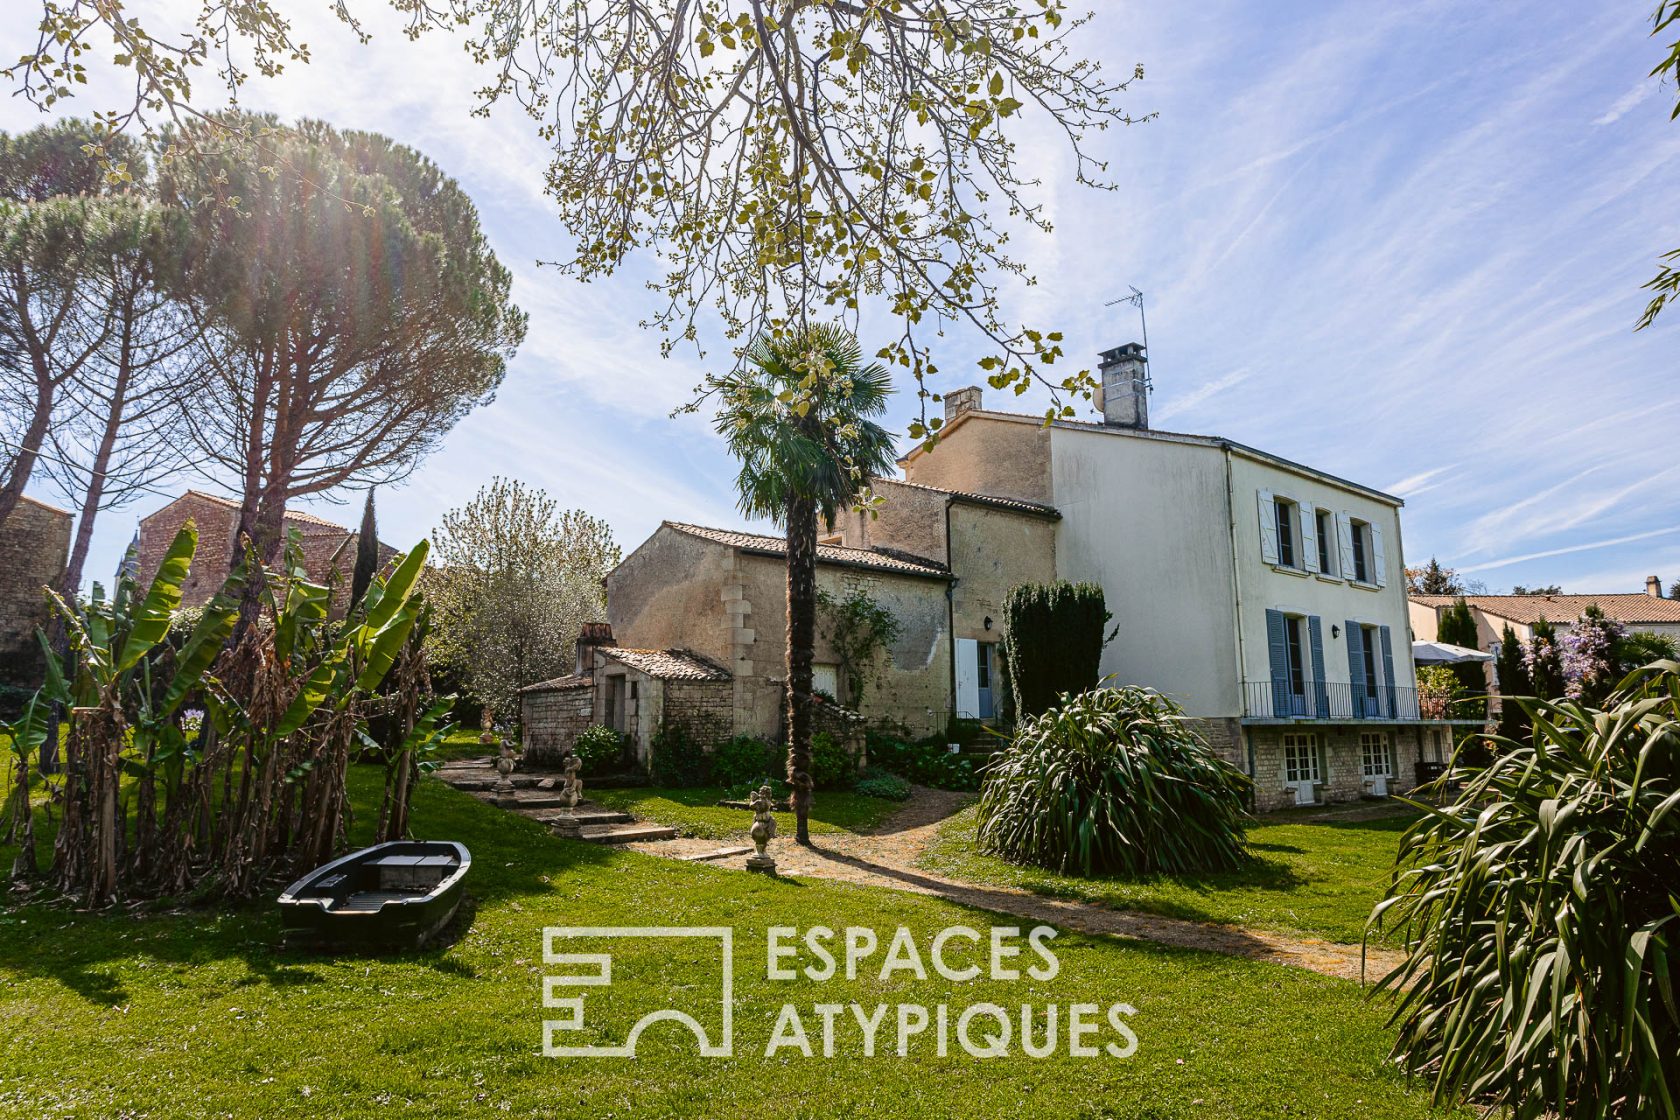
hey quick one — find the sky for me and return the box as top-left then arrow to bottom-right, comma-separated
3,1 -> 1678,596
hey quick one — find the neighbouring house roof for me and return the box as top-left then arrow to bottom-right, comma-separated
901,408 -> 1403,506
153,489 -> 351,532
599,647 -> 733,682
519,673 -> 593,693
877,477 -> 1062,520
15,493 -> 72,518
665,522 -> 952,580
1411,593 -> 1680,627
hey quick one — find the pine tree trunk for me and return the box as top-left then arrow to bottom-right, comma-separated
784,494 -> 818,845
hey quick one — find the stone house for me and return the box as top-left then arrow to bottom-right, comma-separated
519,516 -> 1042,766
524,342 -> 1451,810
137,491 -> 393,616
0,495 -> 72,686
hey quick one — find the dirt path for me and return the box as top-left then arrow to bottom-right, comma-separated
629,788 -> 1406,984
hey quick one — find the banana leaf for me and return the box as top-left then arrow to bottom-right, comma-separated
115,523 -> 194,673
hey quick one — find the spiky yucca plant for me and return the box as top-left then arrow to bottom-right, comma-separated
1371,662 -> 1680,1120
976,685 -> 1251,876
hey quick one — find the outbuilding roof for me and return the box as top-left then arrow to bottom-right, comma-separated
664,522 -> 951,580
518,673 -> 593,693
600,647 -> 733,682
1411,593 -> 1680,627
877,478 -> 1061,520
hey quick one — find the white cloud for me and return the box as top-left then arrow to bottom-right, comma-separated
1593,79 -> 1658,126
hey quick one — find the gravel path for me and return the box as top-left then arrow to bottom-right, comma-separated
629,787 -> 1406,984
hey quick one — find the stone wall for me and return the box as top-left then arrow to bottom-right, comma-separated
1184,716 -> 1244,771
0,497 -> 71,686
520,683 -> 594,766
660,680 -> 733,745
1245,722 -> 1429,812
902,412 -> 1055,506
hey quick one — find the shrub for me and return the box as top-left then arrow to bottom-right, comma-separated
810,731 -> 857,790
854,768 -> 911,801
711,734 -> 779,794
865,730 -> 978,791
648,722 -> 709,788
1371,665 -> 1680,1119
573,724 -> 626,776
976,685 -> 1250,876
1002,581 -> 1109,717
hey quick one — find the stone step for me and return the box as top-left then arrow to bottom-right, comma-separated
522,807 -> 635,827
576,822 -> 679,844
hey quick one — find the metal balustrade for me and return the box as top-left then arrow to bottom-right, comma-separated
1242,679 -> 1427,721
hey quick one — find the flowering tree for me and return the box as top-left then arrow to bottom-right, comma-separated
1523,617 -> 1566,702
1559,606 -> 1626,706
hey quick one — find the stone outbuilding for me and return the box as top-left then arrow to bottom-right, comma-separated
520,629 -> 733,768
0,495 -> 72,687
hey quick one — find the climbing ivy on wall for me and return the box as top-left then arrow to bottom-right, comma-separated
815,587 -> 902,707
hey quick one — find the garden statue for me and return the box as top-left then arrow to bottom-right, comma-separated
479,706 -> 496,746
551,751 -> 585,839
745,784 -> 777,874
491,736 -> 517,807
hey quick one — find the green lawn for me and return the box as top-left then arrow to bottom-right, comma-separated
590,784 -> 903,840
919,803 -> 1418,946
0,771 -> 1464,1119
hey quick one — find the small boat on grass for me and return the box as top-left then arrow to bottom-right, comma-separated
278,840 -> 471,950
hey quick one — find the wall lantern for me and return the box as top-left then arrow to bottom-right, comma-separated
1331,624 -> 1340,639
983,616 -> 993,631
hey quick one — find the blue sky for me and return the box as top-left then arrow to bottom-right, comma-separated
4,1 -> 1677,595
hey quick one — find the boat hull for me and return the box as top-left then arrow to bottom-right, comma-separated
277,841 -> 471,951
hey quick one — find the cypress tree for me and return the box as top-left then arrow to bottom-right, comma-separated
1494,624 -> 1531,743
1527,617 -> 1566,701
351,488 -> 380,608
1001,581 -> 1110,717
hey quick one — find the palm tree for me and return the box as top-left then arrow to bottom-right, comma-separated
713,325 -> 897,844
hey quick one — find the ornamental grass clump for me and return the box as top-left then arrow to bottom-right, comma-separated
976,685 -> 1251,876
1370,662 -> 1680,1120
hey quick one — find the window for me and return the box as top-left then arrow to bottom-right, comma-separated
1361,625 -> 1380,702
1315,510 -> 1335,575
1361,732 -> 1394,778
1284,616 -> 1307,700
1351,519 -> 1370,583
1273,498 -> 1297,568
1283,733 -> 1321,783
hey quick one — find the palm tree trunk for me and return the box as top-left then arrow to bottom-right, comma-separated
784,493 -> 818,845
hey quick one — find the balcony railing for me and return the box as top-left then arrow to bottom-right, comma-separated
1242,679 -> 1426,721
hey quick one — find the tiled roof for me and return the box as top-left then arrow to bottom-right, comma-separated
518,673 -> 592,693
175,489 -> 349,531
1412,593 -> 1680,626
665,522 -> 951,579
879,478 -> 1061,519
600,647 -> 733,682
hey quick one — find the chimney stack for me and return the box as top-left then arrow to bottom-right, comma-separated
1095,343 -> 1150,429
944,386 -> 983,425
575,621 -> 616,676
1647,575 -> 1663,598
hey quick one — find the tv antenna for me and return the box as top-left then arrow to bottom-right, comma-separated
1104,285 -> 1150,360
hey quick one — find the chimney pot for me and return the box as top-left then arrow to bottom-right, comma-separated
943,386 -> 983,425
1647,575 -> 1663,598
1096,342 -> 1150,429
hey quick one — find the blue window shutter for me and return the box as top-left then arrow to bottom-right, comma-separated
1379,625 -> 1397,718
1346,621 -> 1366,718
1308,616 -> 1330,718
1266,609 -> 1289,717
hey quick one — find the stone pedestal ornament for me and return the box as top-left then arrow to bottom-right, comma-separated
551,752 -> 585,839
491,736 -> 518,807
479,706 -> 496,746
745,784 -> 777,874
